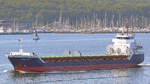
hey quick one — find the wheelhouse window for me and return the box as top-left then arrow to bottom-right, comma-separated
117,37 -> 133,39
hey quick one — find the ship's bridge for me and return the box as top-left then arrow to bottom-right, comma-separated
116,33 -> 134,39
107,33 -> 140,55
112,33 -> 135,46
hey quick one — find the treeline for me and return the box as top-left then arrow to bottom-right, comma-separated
1,0 -> 150,25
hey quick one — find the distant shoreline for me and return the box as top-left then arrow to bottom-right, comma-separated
50,31 -> 150,34
0,31 -> 149,35
0,32 -> 33,35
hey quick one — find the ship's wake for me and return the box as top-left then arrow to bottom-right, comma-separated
0,64 -> 11,73
138,64 -> 150,66
18,70 -> 89,74
0,64 -> 11,67
35,75 -> 130,83
3,70 -> 8,73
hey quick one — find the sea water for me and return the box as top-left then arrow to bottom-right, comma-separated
0,33 -> 150,84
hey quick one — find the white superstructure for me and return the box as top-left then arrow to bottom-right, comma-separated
107,30 -> 143,55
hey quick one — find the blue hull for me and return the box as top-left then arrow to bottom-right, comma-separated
8,54 -> 144,72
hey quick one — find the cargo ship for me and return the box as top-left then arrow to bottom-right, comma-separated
7,30 -> 144,73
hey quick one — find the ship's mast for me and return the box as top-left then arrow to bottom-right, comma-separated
59,10 -> 62,23
125,23 -> 129,35
18,38 -> 23,54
